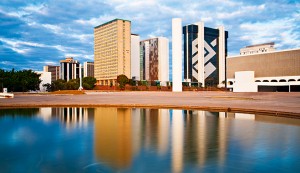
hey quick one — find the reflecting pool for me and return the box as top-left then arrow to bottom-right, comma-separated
0,108 -> 300,172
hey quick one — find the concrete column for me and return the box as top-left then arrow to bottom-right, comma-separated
172,18 -> 182,92
218,26 -> 226,86
197,22 -> 205,87
67,63 -> 69,81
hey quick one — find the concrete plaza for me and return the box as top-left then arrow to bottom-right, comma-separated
0,91 -> 300,117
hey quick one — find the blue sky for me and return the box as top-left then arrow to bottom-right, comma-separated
0,0 -> 299,71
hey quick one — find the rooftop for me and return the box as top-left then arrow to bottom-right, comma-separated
94,18 -> 131,29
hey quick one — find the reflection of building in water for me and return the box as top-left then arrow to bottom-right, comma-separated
51,107 -> 94,128
38,108 -> 52,122
158,109 -> 170,155
172,110 -> 184,173
131,108 -> 141,155
182,111 -> 228,168
218,112 -> 227,166
94,108 -> 132,169
140,109 -> 170,155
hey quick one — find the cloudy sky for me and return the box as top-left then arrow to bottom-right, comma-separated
0,0 -> 299,71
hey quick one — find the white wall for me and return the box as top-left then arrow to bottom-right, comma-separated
172,18 -> 182,92
36,71 -> 51,92
158,37 -> 169,86
233,71 -> 258,92
131,35 -> 140,80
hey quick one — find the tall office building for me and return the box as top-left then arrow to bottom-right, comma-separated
83,62 -> 94,77
140,37 -> 169,85
183,22 -> 228,87
43,65 -> 60,82
131,34 -> 140,80
60,57 -> 80,81
94,19 -> 131,85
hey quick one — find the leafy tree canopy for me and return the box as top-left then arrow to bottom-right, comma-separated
0,68 -> 41,92
117,74 -> 129,90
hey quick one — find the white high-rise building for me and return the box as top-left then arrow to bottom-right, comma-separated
131,34 -> 140,80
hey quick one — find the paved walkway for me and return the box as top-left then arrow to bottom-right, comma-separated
1,91 -> 300,117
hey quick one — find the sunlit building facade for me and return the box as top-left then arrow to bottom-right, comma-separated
227,48 -> 300,92
59,57 -> 80,81
131,34 -> 140,80
140,37 -> 169,85
94,19 -> 131,85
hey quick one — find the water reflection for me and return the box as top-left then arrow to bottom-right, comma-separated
0,108 -> 299,172
38,108 -> 94,129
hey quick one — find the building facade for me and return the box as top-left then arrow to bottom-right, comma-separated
140,37 -> 169,85
227,48 -> 300,92
183,22 -> 228,87
94,19 -> 131,85
131,34 -> 140,80
240,42 -> 276,55
36,71 -> 51,92
60,57 -> 80,81
43,65 -> 60,82
83,62 -> 94,77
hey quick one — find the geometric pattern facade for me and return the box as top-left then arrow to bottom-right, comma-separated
183,25 -> 228,86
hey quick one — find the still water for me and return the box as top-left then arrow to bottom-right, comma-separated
0,108 -> 300,173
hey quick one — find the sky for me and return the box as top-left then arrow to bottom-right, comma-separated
0,0 -> 299,71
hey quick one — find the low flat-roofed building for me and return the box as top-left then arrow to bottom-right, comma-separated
227,48 -> 300,92
240,42 -> 276,55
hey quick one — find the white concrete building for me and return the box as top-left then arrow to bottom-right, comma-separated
131,34 -> 140,80
36,71 -> 51,92
232,71 -> 258,92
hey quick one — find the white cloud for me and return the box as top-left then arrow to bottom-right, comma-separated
239,16 -> 300,49
41,24 -> 62,34
0,37 -> 78,55
216,4 -> 265,20
75,15 -> 117,26
22,4 -> 48,15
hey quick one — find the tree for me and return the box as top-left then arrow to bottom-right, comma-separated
0,68 -> 41,92
66,79 -> 79,90
117,74 -> 129,90
82,77 -> 96,90
51,79 -> 66,91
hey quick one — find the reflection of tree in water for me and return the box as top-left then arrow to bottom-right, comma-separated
0,108 -> 39,118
